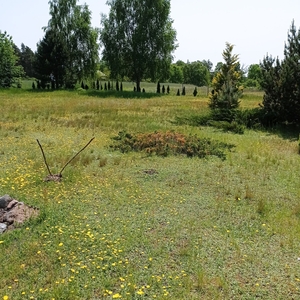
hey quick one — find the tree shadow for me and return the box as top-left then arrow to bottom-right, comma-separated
265,124 -> 299,141
84,90 -> 164,99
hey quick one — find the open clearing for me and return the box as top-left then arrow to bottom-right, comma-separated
0,89 -> 299,299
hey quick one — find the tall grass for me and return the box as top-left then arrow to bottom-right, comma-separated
0,89 -> 299,299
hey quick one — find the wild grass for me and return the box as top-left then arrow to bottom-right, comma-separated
0,88 -> 300,299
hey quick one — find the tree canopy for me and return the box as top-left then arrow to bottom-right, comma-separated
0,31 -> 24,87
35,0 -> 99,88
100,0 -> 177,91
260,20 -> 300,124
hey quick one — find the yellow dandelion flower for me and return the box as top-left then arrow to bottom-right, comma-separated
112,293 -> 122,299
136,290 -> 144,295
3,296 -> 9,300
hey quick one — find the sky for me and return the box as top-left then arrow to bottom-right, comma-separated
1,0 -> 300,68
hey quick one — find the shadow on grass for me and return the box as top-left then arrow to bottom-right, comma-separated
84,89 -> 164,99
9,88 -> 164,99
266,124 -> 299,141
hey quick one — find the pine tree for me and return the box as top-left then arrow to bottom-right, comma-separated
260,21 -> 300,124
209,42 -> 243,121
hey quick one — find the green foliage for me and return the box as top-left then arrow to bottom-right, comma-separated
36,0 -> 99,88
110,130 -> 234,160
183,60 -> 210,86
209,43 -> 243,121
246,64 -> 262,88
260,21 -> 300,124
169,63 -> 184,83
19,43 -> 35,78
0,31 -> 24,87
100,0 -> 177,91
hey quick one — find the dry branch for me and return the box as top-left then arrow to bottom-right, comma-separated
36,139 -> 52,176
36,137 -> 95,182
59,137 -> 95,176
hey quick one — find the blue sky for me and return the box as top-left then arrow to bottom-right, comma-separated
1,0 -> 300,68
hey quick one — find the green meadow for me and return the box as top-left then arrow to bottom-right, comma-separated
0,87 -> 299,299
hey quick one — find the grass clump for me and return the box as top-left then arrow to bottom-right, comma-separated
110,130 -> 235,160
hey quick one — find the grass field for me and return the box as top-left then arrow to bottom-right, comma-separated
0,88 -> 299,299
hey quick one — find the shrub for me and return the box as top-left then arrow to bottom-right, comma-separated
110,131 -> 235,160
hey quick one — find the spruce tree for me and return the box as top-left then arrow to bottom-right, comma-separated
176,89 -> 180,96
167,85 -> 170,94
209,42 -> 243,121
96,79 -> 100,90
162,85 -> 165,93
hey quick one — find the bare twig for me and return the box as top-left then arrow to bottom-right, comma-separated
59,137 -> 95,176
36,139 -> 52,176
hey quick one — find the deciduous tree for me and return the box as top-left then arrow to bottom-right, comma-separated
100,0 -> 177,92
0,31 -> 24,87
36,0 -> 99,88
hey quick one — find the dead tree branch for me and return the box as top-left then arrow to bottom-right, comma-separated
36,139 -> 52,176
59,137 -> 95,176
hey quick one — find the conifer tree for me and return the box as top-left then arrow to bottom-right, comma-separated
193,87 -> 197,97
167,85 -> 170,94
162,85 -> 165,93
176,88 -> 180,96
182,86 -> 185,95
260,21 -> 300,124
209,42 -> 243,121
157,81 -> 161,93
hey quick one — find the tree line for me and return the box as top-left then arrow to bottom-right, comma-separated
0,0 -> 299,125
